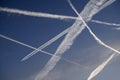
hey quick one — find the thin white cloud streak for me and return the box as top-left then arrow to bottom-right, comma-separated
91,20 -> 120,27
35,0 -> 116,80
21,0 -> 119,62
87,53 -> 115,80
0,34 -> 53,56
1,7 -> 120,27
67,1 -> 120,80
1,6 -> 120,61
0,7 -> 77,20
22,20 -> 120,61
0,34 -> 82,66
113,27 -> 120,30
68,0 -> 120,54
21,27 -> 70,61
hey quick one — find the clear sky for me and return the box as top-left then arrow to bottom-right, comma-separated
0,0 -> 120,80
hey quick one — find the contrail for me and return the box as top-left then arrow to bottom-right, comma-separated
68,0 -> 120,54
0,34 -> 53,56
34,0 -> 116,80
0,7 -> 77,20
1,7 -> 120,27
91,20 -> 120,27
112,27 -> 120,30
67,1 -> 120,80
21,27 -> 70,61
22,19 -> 120,61
0,34 -> 82,66
87,53 -> 116,80
21,0 -> 119,61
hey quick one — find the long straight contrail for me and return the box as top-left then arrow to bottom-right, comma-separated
21,0 -> 120,62
21,27 -> 70,61
0,7 -> 78,20
34,0 -> 116,80
68,0 -> 120,54
87,53 -> 116,80
0,34 -> 82,66
1,7 -> 120,27
22,20 -> 120,61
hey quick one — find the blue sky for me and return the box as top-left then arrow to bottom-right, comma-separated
0,0 -> 120,80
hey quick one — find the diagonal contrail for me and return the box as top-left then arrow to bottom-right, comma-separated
21,27 -> 70,61
67,0 -> 120,54
0,34 -> 82,66
21,0 -> 119,62
87,52 -> 117,80
34,0 -> 116,80
67,0 -> 119,80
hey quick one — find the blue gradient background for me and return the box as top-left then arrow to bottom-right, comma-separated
0,0 -> 120,80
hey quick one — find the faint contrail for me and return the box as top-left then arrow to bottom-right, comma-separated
0,34 -> 82,66
91,20 -> 120,27
35,0 -> 116,80
87,53 -> 116,80
112,27 -> 120,30
68,0 -> 120,54
0,7 -> 77,20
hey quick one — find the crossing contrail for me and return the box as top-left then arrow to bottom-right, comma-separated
67,1 -> 119,80
68,0 -> 120,54
34,0 -> 116,80
0,34 -> 82,66
22,19 -> 120,61
21,27 -> 70,61
21,0 -> 119,62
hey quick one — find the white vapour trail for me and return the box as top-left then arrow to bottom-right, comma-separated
35,0 -> 116,80
0,34 -> 82,66
21,27 -> 70,61
22,20 -> 120,61
0,7 -> 77,20
87,53 -> 115,80
91,20 -> 120,27
67,1 -> 120,80
1,7 -> 120,27
113,27 -> 120,30
0,34 -> 53,56
21,0 -> 119,62
68,0 -> 120,54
